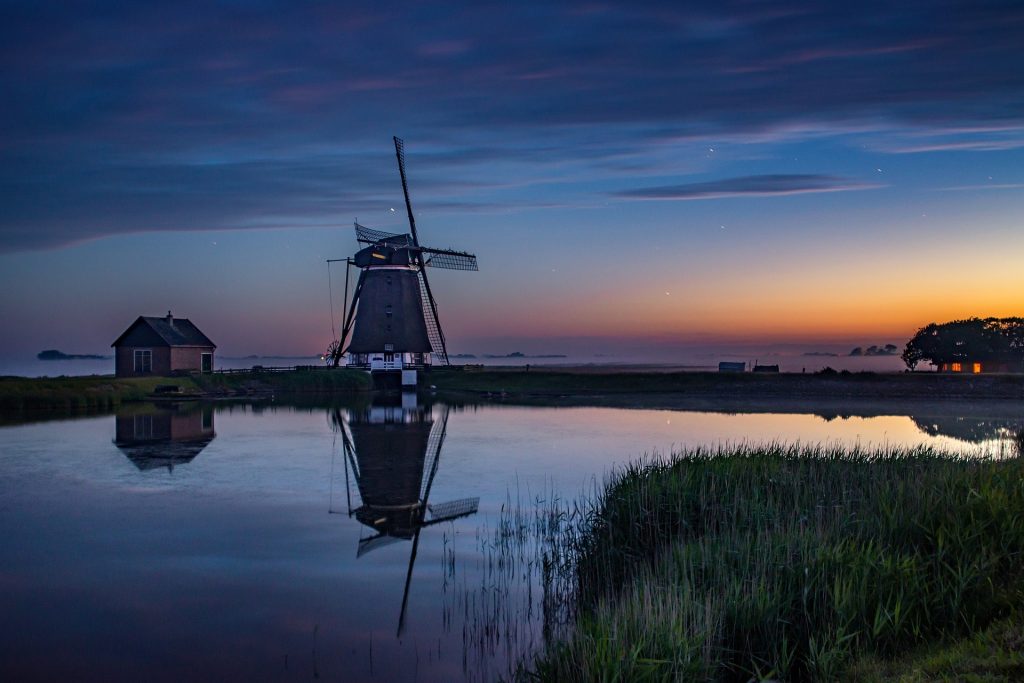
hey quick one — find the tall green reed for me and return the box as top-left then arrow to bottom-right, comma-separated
525,444 -> 1024,682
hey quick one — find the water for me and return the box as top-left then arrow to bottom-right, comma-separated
1,398 -> 1020,681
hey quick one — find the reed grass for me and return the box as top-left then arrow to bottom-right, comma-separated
522,444 -> 1024,682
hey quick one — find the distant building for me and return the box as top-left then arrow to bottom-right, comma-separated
718,361 -> 746,373
752,364 -> 780,373
937,360 -> 1023,374
111,312 -> 216,377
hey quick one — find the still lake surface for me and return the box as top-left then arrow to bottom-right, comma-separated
1,397 -> 1021,682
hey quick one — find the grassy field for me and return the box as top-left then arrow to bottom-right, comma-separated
524,445 -> 1024,682
191,368 -> 371,394
0,374 -> 203,413
429,366 -> 1024,402
0,368 -> 371,416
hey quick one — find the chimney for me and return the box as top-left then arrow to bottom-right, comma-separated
166,310 -> 174,327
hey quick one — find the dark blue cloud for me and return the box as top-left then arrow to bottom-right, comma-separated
1,0 -> 1022,250
613,174 -> 880,200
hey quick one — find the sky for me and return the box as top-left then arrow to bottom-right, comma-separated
1,0 -> 1023,359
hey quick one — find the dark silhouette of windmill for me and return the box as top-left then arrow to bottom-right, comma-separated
327,137 -> 478,378
329,397 -> 479,635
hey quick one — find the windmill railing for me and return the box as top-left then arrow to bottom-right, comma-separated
346,352 -> 432,370
212,364 -> 339,375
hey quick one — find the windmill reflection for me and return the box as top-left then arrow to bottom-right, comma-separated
330,394 -> 479,635
114,403 -> 216,472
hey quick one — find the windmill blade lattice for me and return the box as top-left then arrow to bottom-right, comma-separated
355,223 -> 412,247
426,497 -> 480,524
421,247 -> 479,271
417,271 -> 448,364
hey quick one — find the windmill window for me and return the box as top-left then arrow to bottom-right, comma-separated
384,343 -> 394,351
385,304 -> 393,318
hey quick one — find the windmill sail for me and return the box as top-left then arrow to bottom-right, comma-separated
421,246 -> 479,271
417,270 -> 448,364
355,222 -> 412,247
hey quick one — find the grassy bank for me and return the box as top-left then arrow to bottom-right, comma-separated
526,445 -> 1024,681
191,368 -> 372,395
0,375 -> 202,413
0,368 -> 371,416
429,367 -> 1024,402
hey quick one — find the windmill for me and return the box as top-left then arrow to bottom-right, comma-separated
329,397 -> 479,635
328,137 -> 478,378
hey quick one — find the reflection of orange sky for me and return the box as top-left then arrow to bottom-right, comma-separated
460,406 -> 988,462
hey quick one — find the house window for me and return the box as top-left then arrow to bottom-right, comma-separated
973,362 -> 982,374
133,414 -> 154,439
384,353 -> 395,363
201,353 -> 213,374
384,343 -> 394,351
951,362 -> 962,372
134,349 -> 152,373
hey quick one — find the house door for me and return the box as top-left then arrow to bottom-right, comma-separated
201,353 -> 213,374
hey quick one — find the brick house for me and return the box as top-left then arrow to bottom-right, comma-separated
111,312 -> 216,377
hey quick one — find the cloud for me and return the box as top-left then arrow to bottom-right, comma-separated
1,0 -> 1022,250
935,183 -> 1024,192
885,139 -> 1024,154
613,175 -> 880,201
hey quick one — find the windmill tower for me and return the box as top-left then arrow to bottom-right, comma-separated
328,137 -> 478,383
330,397 -> 479,635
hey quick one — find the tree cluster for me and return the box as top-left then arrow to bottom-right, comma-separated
849,344 -> 898,357
902,317 -> 1024,370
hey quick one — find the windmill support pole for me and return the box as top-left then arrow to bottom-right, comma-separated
335,270 -> 366,366
342,258 -> 352,341
342,433 -> 353,516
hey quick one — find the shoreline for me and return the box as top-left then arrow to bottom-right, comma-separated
426,367 -> 1024,402
2,367 -> 1023,423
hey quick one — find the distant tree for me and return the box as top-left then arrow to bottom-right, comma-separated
902,317 -> 1024,370
849,347 -> 863,356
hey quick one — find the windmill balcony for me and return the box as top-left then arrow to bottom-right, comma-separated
371,355 -> 403,371
348,352 -> 431,371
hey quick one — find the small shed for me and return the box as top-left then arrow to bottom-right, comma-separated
111,312 -> 216,378
752,364 -> 780,373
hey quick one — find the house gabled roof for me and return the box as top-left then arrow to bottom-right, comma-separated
111,316 -> 217,348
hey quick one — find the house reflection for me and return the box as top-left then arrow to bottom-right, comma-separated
330,394 -> 479,635
114,403 -> 216,472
